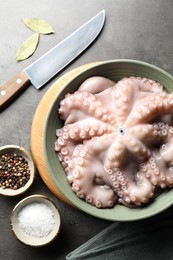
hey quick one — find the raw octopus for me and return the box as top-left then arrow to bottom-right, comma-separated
54,76 -> 173,208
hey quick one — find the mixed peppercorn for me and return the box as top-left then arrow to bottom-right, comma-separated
0,153 -> 30,190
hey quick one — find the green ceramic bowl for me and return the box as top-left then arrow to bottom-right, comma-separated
43,59 -> 173,221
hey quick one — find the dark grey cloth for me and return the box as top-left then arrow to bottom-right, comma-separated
66,207 -> 173,260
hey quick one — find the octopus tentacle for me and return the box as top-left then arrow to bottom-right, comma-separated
142,139 -> 173,188
121,171 -> 155,206
59,91 -> 96,120
104,141 -> 154,206
59,91 -> 116,126
67,142 -> 117,208
73,120 -> 113,140
126,92 -> 173,126
78,76 -> 115,94
104,136 -> 126,166
129,76 -> 163,93
113,78 -> 144,124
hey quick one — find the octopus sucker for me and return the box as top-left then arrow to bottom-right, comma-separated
55,75 -> 173,209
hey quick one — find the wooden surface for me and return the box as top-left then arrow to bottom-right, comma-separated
30,63 -> 96,206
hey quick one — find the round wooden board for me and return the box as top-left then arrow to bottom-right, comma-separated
30,63 -> 96,206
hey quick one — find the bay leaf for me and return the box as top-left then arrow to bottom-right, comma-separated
16,33 -> 39,61
22,18 -> 54,34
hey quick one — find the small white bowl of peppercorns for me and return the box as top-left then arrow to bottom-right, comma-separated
0,145 -> 35,196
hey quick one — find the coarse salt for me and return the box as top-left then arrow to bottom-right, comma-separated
18,202 -> 55,238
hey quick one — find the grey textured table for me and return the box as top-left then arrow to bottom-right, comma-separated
0,1 -> 173,259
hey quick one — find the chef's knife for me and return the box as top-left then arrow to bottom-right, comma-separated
0,10 -> 105,111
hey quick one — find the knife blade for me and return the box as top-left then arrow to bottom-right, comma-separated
0,10 -> 105,111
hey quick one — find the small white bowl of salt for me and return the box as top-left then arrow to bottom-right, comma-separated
10,194 -> 61,247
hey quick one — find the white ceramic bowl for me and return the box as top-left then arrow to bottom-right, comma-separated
10,194 -> 61,247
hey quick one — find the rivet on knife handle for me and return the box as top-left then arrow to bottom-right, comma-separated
0,71 -> 30,111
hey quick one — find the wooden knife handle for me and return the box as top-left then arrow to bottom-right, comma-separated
0,71 -> 30,111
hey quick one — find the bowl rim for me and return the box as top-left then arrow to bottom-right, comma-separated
43,59 -> 173,221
